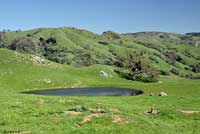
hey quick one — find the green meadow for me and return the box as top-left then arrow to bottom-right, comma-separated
0,48 -> 199,134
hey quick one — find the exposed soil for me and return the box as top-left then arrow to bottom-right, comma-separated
65,106 -> 127,125
177,110 -> 200,114
112,115 -> 128,124
81,114 -> 102,123
64,111 -> 82,115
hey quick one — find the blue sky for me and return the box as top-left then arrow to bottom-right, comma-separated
0,0 -> 199,33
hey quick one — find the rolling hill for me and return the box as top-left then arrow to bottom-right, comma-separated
0,27 -> 200,80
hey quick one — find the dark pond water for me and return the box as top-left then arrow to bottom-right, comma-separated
21,87 -> 143,96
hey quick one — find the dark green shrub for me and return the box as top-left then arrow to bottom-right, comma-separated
51,57 -> 71,64
98,41 -> 109,45
159,70 -> 170,75
46,37 -> 56,44
189,64 -> 200,73
114,61 -> 124,67
104,59 -> 113,65
170,68 -> 179,75
136,41 -> 163,52
185,74 -> 200,79
26,34 -> 31,37
109,49 -> 117,56
176,55 -> 186,64
184,67 -> 190,70
179,35 -> 192,41
0,42 -> 6,48
69,106 -> 88,112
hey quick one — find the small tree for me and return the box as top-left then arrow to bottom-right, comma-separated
118,51 -> 159,82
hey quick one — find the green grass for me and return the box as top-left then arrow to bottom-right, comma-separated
0,48 -> 200,134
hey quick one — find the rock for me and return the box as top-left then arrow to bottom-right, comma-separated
145,107 -> 160,115
100,71 -> 109,77
159,92 -> 168,96
150,93 -> 155,96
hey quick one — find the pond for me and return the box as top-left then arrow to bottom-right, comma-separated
21,87 -> 143,96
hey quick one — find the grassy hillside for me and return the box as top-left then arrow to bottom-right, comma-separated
1,28 -> 200,79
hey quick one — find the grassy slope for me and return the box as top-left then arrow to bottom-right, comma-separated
0,49 -> 200,134
3,27 -> 200,76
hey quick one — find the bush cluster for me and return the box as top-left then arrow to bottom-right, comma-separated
9,37 -> 38,54
115,52 -> 159,82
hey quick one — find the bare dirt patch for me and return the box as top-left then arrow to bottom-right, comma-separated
177,110 -> 200,114
112,115 -> 128,124
81,114 -> 102,123
64,111 -> 82,115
